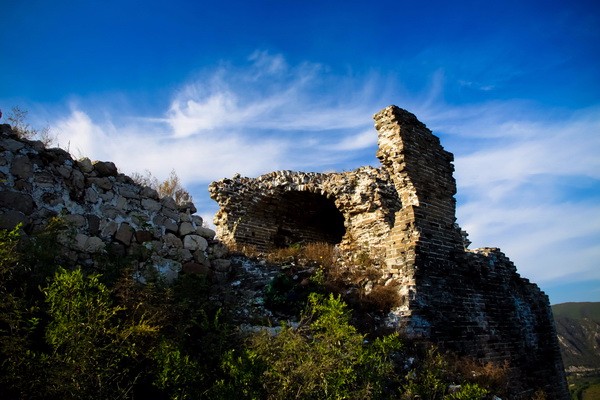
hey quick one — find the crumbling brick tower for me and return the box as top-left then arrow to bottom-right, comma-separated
209,106 -> 569,399
375,106 -> 462,274
374,107 -> 568,398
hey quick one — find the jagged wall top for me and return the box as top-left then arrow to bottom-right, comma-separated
374,106 -> 456,209
209,105 -> 463,268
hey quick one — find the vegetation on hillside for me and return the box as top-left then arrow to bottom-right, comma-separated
552,302 -> 600,399
553,302 -> 600,322
567,375 -> 600,400
0,220 -> 541,399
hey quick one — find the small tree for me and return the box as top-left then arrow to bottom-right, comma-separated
131,169 -> 193,206
7,106 -> 55,146
7,106 -> 35,140
158,169 -> 193,205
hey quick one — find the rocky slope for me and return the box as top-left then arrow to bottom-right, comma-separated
553,302 -> 600,374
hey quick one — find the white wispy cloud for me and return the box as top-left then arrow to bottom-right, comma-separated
333,129 -> 378,151
451,105 -> 600,288
167,92 -> 238,137
162,52 -> 375,138
50,52 -> 599,301
54,51 -> 382,183
55,109 -> 292,183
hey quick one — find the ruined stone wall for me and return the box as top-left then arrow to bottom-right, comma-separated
209,106 -> 569,399
209,166 -> 400,255
0,124 -> 230,283
374,106 -> 463,269
0,107 -> 569,398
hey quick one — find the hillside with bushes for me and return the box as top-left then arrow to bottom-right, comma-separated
552,302 -> 600,399
0,114 -> 565,399
553,302 -> 600,372
0,222 -> 513,399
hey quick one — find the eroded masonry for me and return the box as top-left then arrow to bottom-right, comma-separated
209,106 -> 569,399
0,124 -> 231,285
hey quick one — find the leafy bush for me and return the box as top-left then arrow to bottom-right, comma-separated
445,383 -> 489,400
402,346 -> 448,400
0,220 -> 71,398
0,225 -> 507,400
219,293 -> 403,399
0,224 -> 228,399
0,225 -> 43,398
42,267 -> 160,399
401,344 -> 496,400
151,340 -> 204,400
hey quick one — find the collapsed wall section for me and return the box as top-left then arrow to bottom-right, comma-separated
209,167 -> 401,255
0,124 -> 230,283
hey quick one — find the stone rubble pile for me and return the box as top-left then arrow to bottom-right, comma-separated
0,123 -> 230,283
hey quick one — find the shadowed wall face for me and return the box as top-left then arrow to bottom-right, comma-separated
227,190 -> 345,251
272,191 -> 345,247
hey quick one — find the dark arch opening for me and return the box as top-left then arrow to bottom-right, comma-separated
271,190 -> 345,248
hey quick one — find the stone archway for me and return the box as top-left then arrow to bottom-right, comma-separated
227,189 -> 346,251
271,190 -> 345,248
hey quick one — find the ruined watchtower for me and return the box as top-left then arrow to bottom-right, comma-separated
209,106 -> 568,398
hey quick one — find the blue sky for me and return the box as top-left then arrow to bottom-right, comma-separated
2,0 -> 599,304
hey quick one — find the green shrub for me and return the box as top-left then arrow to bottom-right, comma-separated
42,267 -> 159,399
402,346 -> 448,400
211,348 -> 267,399
220,293 -> 403,399
401,345 -> 495,400
0,221 -> 233,399
0,223 -> 507,399
151,340 -> 204,400
0,221 -> 71,397
445,383 -> 489,400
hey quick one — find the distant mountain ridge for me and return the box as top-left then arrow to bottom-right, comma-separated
552,302 -> 600,373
